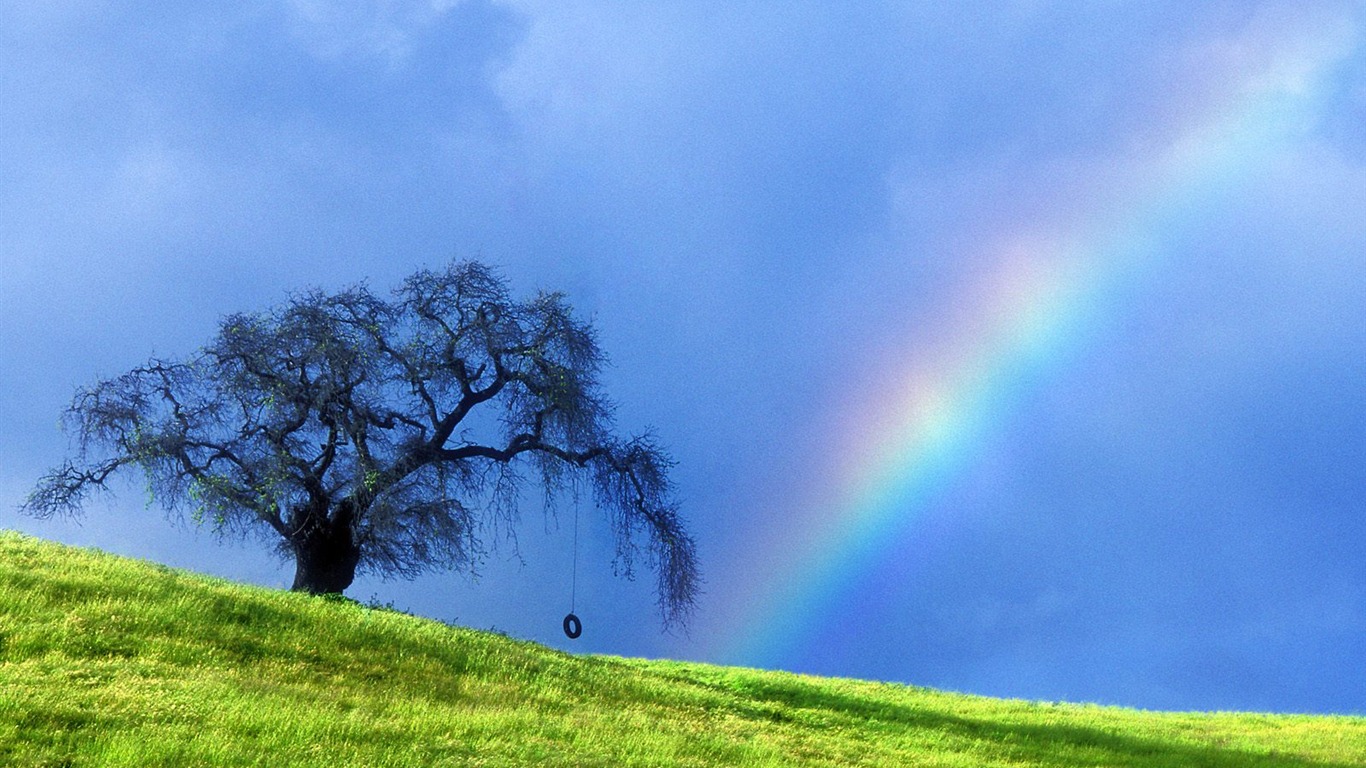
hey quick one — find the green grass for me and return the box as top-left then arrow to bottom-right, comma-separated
1,530 -> 1362,767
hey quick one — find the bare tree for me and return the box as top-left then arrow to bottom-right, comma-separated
22,261 -> 698,626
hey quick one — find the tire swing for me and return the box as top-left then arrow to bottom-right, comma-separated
562,496 -> 583,640
563,612 -> 582,640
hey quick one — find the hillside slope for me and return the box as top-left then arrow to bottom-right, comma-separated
1,530 -> 1363,767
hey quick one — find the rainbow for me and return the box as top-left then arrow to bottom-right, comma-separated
717,18 -> 1358,668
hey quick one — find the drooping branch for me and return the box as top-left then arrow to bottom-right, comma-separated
21,458 -> 129,519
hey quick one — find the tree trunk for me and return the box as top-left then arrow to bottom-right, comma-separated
290,517 -> 361,595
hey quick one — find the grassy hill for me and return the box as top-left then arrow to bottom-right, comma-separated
1,531 -> 1363,767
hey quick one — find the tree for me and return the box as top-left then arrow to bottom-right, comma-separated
22,261 -> 698,626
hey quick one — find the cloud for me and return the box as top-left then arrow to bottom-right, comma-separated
489,3 -> 910,233
282,0 -> 472,63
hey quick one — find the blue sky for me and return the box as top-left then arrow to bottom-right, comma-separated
3,1 -> 1365,715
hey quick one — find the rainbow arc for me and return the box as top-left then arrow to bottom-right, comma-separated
720,20 -> 1358,669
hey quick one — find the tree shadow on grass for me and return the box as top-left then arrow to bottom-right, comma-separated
700,673 -> 1362,768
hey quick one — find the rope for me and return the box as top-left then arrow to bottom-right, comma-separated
570,496 -> 579,614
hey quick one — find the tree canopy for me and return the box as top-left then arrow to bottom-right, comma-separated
23,261 -> 698,627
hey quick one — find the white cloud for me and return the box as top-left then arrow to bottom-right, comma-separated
282,0 -> 470,63
490,3 -> 710,145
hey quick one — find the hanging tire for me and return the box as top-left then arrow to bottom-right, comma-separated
563,612 -> 582,639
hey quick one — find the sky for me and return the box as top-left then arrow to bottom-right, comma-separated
2,1 -> 1365,715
